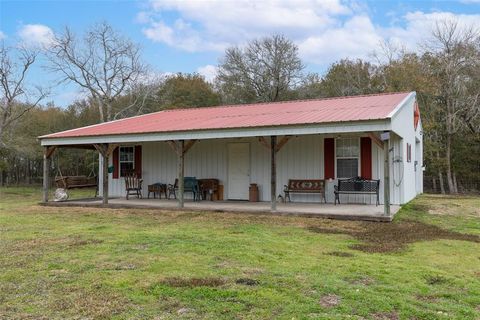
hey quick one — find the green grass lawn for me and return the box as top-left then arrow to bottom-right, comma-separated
1,187 -> 479,319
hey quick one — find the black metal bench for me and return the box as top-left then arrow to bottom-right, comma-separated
283,179 -> 326,203
334,177 -> 380,206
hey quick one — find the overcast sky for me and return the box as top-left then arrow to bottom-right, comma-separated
1,0 -> 479,107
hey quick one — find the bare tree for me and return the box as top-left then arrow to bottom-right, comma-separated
112,78 -> 160,120
217,34 -> 304,103
427,19 -> 480,193
47,22 -> 147,122
0,45 -> 47,146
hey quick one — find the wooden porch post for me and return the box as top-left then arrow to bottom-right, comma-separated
102,149 -> 109,205
42,146 -> 56,202
167,140 -> 197,208
178,140 -> 185,208
93,143 -> 114,205
271,136 -> 277,212
384,137 -> 391,216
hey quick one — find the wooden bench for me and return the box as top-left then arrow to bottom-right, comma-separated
55,176 -> 97,190
283,179 -> 326,203
334,177 -> 380,206
168,177 -> 201,201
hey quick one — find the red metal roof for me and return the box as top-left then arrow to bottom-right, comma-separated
41,92 -> 411,139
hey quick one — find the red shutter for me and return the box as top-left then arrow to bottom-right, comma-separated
324,138 -> 335,179
112,147 -> 119,179
135,145 -> 142,178
414,102 -> 420,130
360,137 -> 372,179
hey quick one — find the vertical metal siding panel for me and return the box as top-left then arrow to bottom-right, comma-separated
276,135 -> 325,203
371,142 -> 382,205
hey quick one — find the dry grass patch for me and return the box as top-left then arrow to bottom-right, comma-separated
50,287 -> 130,319
371,311 -> 400,320
327,251 -> 355,257
160,277 -> 226,288
349,276 -> 375,286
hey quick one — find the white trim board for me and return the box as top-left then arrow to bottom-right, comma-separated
40,119 -> 391,146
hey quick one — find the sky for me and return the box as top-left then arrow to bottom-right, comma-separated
1,0 -> 479,107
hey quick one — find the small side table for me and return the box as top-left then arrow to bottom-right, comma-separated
148,183 -> 167,199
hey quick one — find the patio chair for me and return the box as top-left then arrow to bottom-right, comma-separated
125,172 -> 143,200
168,177 -> 201,201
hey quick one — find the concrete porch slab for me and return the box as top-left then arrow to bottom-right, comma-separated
42,198 -> 400,222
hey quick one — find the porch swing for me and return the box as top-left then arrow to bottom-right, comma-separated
54,152 -> 98,201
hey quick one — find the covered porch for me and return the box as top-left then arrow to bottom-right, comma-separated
39,93 -> 419,221
40,129 -> 396,220
42,197 -> 400,222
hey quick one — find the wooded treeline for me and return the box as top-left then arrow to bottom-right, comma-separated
1,21 -> 478,193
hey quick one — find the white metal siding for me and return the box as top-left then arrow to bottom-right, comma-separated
106,134 -> 410,205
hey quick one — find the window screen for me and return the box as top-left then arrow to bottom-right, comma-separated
336,138 -> 359,178
119,146 -> 134,176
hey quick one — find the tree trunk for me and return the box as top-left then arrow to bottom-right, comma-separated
445,134 -> 456,194
453,171 -> 458,194
432,177 -> 437,193
27,159 -> 32,184
438,171 -> 446,194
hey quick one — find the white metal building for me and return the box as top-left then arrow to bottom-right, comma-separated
39,91 -> 423,212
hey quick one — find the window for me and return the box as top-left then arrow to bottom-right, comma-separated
406,143 -> 412,162
119,146 -> 135,176
336,138 -> 359,178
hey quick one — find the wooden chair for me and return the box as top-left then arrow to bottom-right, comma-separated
124,172 -> 143,200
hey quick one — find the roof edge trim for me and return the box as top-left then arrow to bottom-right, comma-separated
387,91 -> 416,119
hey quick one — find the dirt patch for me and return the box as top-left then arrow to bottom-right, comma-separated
160,277 -> 226,288
235,278 -> 259,286
416,294 -> 440,303
6,236 -> 104,252
68,237 -> 104,247
371,311 -> 399,320
308,220 -> 480,253
319,294 -> 341,308
327,251 -> 354,258
424,275 -> 449,285
349,276 -> 375,286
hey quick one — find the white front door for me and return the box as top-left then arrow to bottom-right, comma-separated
228,143 -> 250,200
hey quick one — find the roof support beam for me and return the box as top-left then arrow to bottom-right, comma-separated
178,140 -> 185,208
271,136 -> 277,212
166,140 -> 196,208
275,135 -> 292,153
368,132 -> 384,149
258,137 -> 270,150
42,146 -> 56,203
383,134 -> 391,216
167,139 -> 196,157
259,135 -> 292,153
93,143 -> 116,205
